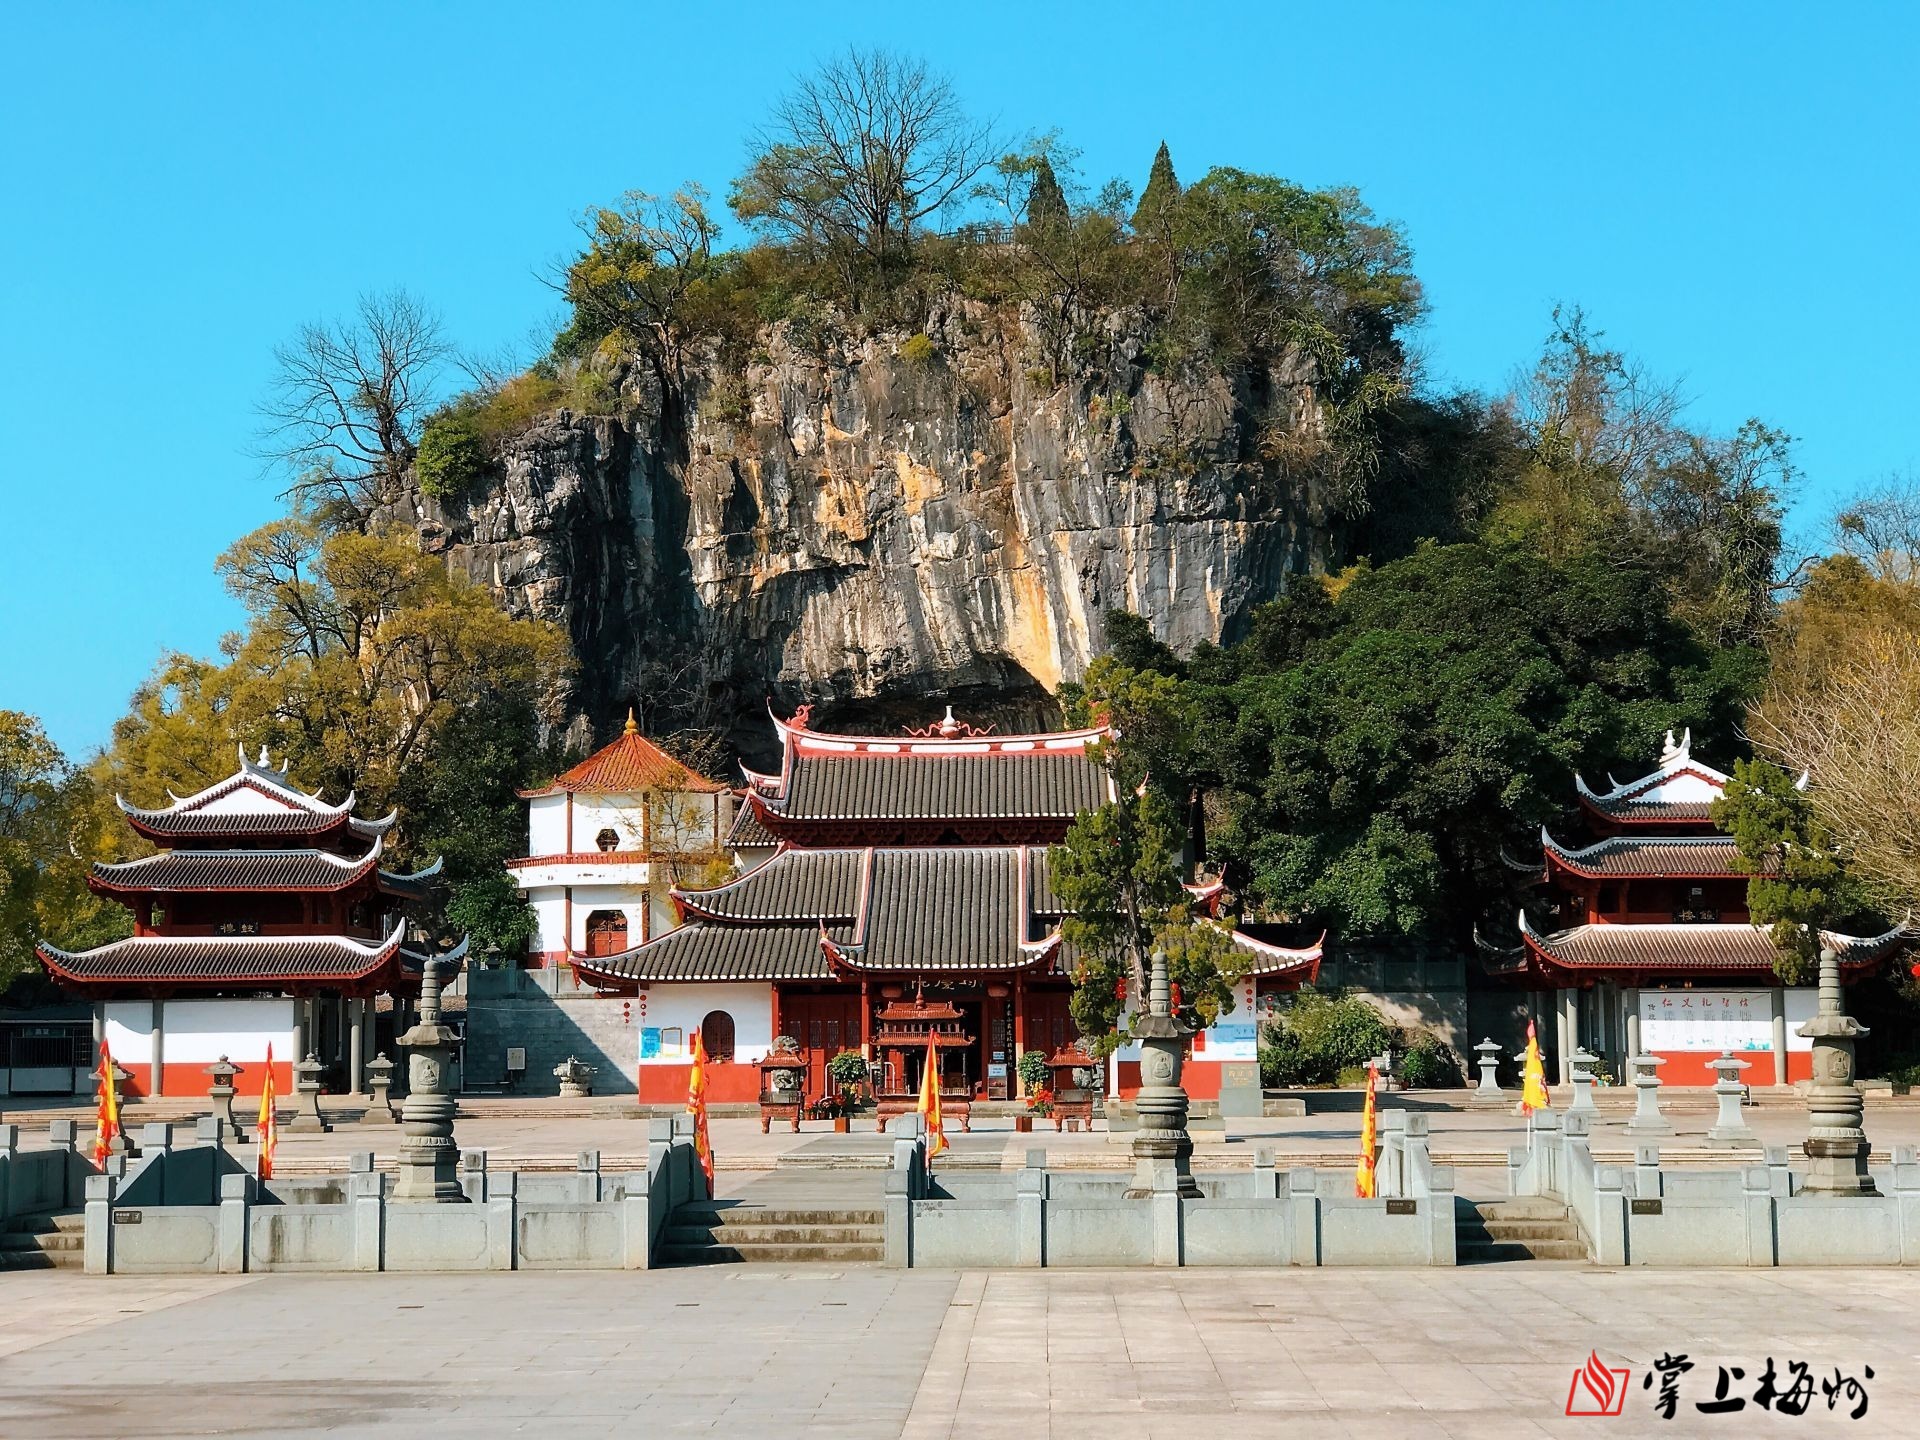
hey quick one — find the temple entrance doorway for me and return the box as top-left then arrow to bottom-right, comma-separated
781,988 -> 863,1103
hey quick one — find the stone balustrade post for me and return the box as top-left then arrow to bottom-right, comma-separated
621,1164 -> 653,1270
1590,1165 -> 1627,1265
83,1172 -> 117,1274
1286,1168 -> 1319,1266
1624,1055 -> 1672,1136
1253,1146 -> 1277,1199
1707,1050 -> 1761,1147
459,1149 -> 489,1204
1633,1142 -> 1663,1199
47,1118 -> 84,1205
217,1171 -> 251,1273
1015,1150 -> 1047,1267
577,1150 -> 603,1204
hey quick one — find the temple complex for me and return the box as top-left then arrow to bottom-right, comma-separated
1487,730 -> 1909,1085
35,747 -> 457,1097
509,711 -> 733,965
568,707 -> 1322,1105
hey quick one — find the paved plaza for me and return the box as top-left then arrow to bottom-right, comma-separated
0,1263 -> 1914,1438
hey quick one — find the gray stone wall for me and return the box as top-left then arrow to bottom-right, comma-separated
462,981 -> 639,1095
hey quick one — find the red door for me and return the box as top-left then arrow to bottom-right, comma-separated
783,990 -> 864,1101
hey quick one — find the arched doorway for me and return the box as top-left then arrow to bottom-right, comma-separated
700,1010 -> 736,1063
583,910 -> 628,957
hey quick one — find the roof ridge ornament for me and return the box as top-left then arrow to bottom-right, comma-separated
623,707 -> 639,737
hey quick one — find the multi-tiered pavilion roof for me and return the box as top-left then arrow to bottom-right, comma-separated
38,747 -> 456,997
1490,731 -> 1908,986
575,708 -> 1320,992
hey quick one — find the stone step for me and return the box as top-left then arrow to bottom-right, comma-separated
664,1224 -> 881,1247
1,1230 -> 83,1252
673,1207 -> 884,1228
1472,1198 -> 1573,1222
1481,1220 -> 1581,1243
0,1244 -> 81,1269
1459,1238 -> 1589,1263
657,1242 -> 883,1266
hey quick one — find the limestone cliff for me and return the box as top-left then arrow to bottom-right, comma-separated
383,306 -> 1346,761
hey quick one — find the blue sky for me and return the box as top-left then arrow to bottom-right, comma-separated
3,3 -> 1915,759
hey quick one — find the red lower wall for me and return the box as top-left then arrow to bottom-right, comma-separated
117,1060 -> 297,1101
636,1062 -> 762,1104
1649,1049 -> 1806,1086
1111,1060 -> 1229,1101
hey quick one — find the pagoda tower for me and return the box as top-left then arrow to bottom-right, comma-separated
37,746 -> 458,1099
1489,730 -> 1908,1085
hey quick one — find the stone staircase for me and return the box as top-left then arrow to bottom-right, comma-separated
1,1210 -> 85,1270
658,1203 -> 884,1266
1457,1198 -> 1588,1264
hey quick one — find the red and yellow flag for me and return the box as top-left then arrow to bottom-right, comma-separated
1355,1060 -> 1378,1198
916,1034 -> 948,1160
91,1037 -> 120,1166
687,1030 -> 714,1194
1521,1019 -> 1551,1114
257,1042 -> 278,1181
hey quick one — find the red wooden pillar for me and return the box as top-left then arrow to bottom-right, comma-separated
1012,976 -> 1028,1097
859,982 -> 872,1059
769,983 -> 784,1046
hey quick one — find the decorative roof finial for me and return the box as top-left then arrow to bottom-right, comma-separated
257,744 -> 272,767
1659,729 -> 1678,763
623,707 -> 638,738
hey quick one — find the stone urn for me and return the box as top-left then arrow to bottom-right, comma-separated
554,1056 -> 597,1099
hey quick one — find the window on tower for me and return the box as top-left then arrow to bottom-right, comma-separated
595,827 -> 621,852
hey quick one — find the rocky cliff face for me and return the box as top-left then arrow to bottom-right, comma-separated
383,307 -> 1342,761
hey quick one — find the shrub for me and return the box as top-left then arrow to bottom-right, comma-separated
900,332 -> 936,365
1017,1049 -> 1052,1092
1257,991 -> 1390,1086
415,412 -> 489,499
1397,1032 -> 1464,1088
825,1048 -> 868,1093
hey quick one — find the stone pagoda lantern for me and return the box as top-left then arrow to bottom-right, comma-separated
758,1036 -> 808,1133
1126,946 -> 1200,1198
203,1055 -> 247,1142
393,952 -> 466,1203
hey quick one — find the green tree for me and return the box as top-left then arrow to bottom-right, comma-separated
1131,140 -> 1180,232
1711,758 -> 1870,982
1,714 -> 128,990
728,48 -> 995,302
1051,662 -> 1243,1053
1024,155 -> 1069,233
1203,542 -> 1763,941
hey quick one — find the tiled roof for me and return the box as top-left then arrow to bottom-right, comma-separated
37,921 -> 408,987
523,716 -> 726,797
378,856 -> 446,902
726,799 -> 779,848
1540,831 -> 1754,879
1230,929 -> 1324,979
779,751 -> 1109,821
1517,913 -> 1910,975
90,845 -> 384,893
573,923 -> 841,984
118,807 -> 396,842
842,849 -> 1038,971
674,848 -> 866,922
1576,796 -> 1719,825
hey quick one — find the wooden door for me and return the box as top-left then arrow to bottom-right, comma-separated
783,990 -> 864,1099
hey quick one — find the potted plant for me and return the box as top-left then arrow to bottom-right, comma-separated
1015,1050 -> 1052,1131
825,1049 -> 868,1133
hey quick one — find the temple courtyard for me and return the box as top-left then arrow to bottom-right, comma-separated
0,1263 -> 1913,1438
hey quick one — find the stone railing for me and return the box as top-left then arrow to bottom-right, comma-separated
82,1116 -> 707,1274
0,1121 -> 91,1223
1512,1110 -> 1920,1266
882,1114 -> 1456,1268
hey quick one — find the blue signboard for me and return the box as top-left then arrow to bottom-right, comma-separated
639,1027 -> 661,1060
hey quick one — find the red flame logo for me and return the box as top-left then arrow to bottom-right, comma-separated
1566,1351 -> 1629,1416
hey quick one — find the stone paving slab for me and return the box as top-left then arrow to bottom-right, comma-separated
2,1266 -> 1916,1438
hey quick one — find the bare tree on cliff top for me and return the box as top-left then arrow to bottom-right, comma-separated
730,48 -> 996,294
258,289 -> 449,525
